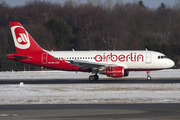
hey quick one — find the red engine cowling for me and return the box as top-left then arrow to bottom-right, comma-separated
99,66 -> 129,78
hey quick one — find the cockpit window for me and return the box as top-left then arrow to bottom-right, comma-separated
158,56 -> 167,59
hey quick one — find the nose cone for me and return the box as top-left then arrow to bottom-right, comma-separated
167,59 -> 175,68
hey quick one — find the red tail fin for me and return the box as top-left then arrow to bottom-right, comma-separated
9,22 -> 43,53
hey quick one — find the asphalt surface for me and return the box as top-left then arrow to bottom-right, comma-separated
0,78 -> 180,84
0,104 -> 180,120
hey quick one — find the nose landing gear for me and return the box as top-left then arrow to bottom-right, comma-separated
146,71 -> 151,80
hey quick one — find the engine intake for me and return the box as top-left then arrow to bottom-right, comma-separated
99,66 -> 129,78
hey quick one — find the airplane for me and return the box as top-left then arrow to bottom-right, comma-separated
7,22 -> 175,81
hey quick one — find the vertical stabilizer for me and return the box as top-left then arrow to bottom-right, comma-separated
9,22 -> 43,53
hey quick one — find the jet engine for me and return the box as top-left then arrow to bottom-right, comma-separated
99,66 -> 129,77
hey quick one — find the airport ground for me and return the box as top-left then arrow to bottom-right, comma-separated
1,103 -> 180,120
1,78 -> 180,84
0,78 -> 180,119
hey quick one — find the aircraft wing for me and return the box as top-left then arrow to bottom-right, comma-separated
66,60 -> 117,70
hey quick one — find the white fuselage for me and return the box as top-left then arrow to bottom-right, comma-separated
46,50 -> 174,70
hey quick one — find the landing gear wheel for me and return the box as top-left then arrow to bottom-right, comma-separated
146,71 -> 151,80
147,76 -> 151,80
94,75 -> 99,81
89,75 -> 95,81
89,75 -> 99,81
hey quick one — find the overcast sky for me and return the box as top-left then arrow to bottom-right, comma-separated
2,0 -> 178,8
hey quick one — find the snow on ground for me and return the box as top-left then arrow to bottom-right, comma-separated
0,84 -> 180,104
0,69 -> 180,104
0,69 -> 180,80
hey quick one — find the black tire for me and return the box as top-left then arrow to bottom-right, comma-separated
94,75 -> 99,81
89,75 -> 99,81
89,75 -> 95,81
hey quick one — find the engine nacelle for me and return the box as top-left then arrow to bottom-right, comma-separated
99,66 -> 129,78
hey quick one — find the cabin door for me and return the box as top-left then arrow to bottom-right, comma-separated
42,53 -> 48,64
146,53 -> 151,64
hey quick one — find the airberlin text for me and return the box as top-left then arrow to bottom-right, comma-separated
95,53 -> 144,62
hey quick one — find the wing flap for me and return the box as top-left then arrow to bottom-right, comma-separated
66,60 -> 117,70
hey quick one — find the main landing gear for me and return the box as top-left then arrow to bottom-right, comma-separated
146,71 -> 151,80
89,74 -> 99,81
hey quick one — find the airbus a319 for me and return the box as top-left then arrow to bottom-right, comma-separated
7,22 -> 175,81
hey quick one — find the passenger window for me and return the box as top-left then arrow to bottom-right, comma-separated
158,56 -> 160,59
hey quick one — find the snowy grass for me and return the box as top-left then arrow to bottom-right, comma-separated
0,83 -> 180,104
0,69 -> 180,104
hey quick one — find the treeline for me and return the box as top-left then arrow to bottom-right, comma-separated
0,0 -> 180,71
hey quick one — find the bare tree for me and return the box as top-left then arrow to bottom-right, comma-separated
174,0 -> 180,10
104,0 -> 114,10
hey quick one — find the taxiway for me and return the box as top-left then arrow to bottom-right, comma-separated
0,104 -> 180,120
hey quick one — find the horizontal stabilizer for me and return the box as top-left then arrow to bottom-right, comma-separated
7,54 -> 31,59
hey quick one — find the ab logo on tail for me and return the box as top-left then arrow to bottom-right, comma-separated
11,26 -> 30,49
